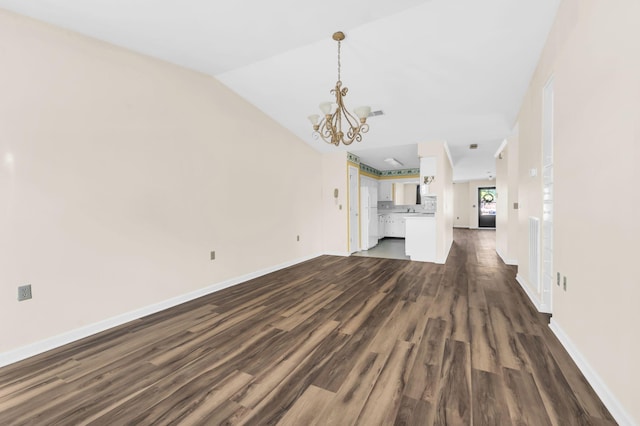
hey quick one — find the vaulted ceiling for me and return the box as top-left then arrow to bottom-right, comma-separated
0,0 -> 560,181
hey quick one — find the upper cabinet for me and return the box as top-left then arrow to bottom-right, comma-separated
379,181 -> 393,201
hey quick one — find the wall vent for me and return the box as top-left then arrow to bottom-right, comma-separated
469,144 -> 478,149
368,110 -> 384,117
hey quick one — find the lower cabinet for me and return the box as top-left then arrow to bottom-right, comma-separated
380,214 -> 406,238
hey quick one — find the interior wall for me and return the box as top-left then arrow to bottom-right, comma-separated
507,131 -> 519,264
495,148 -> 509,258
515,0 -> 640,422
321,153 -> 349,255
452,183 -> 470,228
418,142 -> 453,263
441,152 -> 453,261
495,138 -> 519,266
0,10 -> 324,355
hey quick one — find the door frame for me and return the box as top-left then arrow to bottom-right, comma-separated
478,186 -> 497,228
348,165 -> 360,254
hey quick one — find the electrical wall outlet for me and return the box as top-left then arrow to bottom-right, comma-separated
563,276 -> 567,291
18,284 -> 32,301
210,251 -> 215,260
297,235 -> 300,242
557,272 -> 560,286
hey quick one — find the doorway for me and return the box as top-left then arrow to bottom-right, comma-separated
478,187 -> 497,228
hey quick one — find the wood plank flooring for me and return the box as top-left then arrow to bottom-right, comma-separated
0,229 -> 616,425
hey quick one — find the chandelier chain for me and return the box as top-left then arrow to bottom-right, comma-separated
337,39 -> 341,82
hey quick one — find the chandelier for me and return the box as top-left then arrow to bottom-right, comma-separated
308,31 -> 371,146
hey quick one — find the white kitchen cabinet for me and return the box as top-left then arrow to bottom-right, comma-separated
379,181 -> 393,201
399,217 -> 406,238
382,214 -> 406,238
378,215 -> 385,239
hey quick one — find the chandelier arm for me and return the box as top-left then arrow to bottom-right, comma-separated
316,117 -> 339,146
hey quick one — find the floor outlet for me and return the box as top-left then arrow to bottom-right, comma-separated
18,284 -> 32,301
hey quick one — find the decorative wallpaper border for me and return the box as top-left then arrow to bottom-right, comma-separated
360,163 -> 381,177
348,152 -> 419,178
379,168 -> 420,177
347,152 -> 361,165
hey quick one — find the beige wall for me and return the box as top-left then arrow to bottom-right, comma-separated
418,142 -> 453,263
0,10 -> 324,354
321,153 -> 349,255
452,182 -> 470,228
495,138 -> 519,265
515,0 -> 640,422
507,132 -> 519,265
495,149 -> 509,257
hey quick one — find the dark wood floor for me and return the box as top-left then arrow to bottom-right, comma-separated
0,229 -> 615,425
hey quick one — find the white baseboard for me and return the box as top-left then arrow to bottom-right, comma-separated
436,239 -> 454,264
549,320 -> 636,426
496,248 -> 518,266
515,274 -> 552,314
323,251 -> 350,257
0,253 -> 322,368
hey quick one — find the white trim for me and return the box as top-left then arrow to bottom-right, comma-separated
549,320 -> 636,426
0,253 -> 322,368
435,238 -> 453,264
443,141 -> 454,168
515,274 -> 552,314
494,139 -> 508,158
496,248 -> 518,266
323,251 -> 350,257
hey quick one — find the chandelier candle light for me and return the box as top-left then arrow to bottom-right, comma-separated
308,31 -> 371,146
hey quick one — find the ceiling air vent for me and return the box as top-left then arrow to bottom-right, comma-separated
368,110 -> 384,117
469,144 -> 478,149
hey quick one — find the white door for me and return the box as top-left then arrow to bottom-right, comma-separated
368,187 -> 378,248
348,165 -> 359,253
360,188 -> 370,250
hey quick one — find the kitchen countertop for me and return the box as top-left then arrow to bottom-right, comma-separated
378,212 -> 435,217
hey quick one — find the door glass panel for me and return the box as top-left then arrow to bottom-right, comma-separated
478,187 -> 497,228
479,188 -> 496,217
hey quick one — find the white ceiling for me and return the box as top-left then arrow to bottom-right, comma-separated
0,0 -> 560,181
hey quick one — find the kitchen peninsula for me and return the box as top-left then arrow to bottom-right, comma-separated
404,215 -> 436,262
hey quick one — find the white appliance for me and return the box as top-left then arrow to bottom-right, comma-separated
360,187 -> 379,250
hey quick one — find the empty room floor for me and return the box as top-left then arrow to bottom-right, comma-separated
0,229 -> 614,425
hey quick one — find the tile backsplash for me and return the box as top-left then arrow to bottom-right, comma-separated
378,196 -> 437,213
